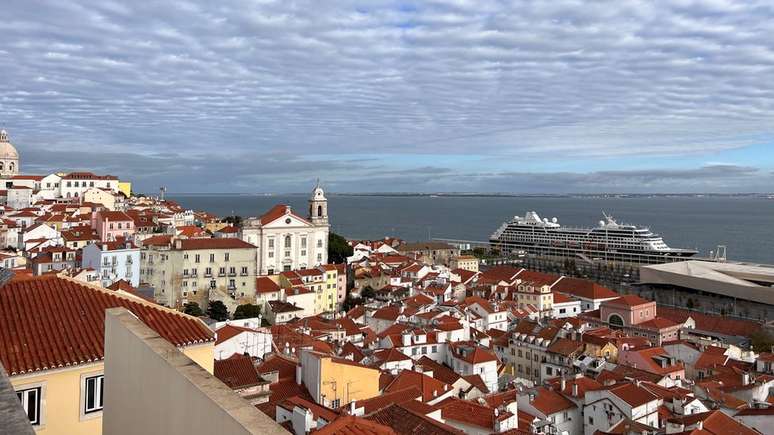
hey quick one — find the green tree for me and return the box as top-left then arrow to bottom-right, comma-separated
360,285 -> 376,300
328,232 -> 353,264
233,303 -> 262,320
183,301 -> 204,317
223,215 -> 243,226
342,295 -> 363,312
750,330 -> 774,353
207,300 -> 229,321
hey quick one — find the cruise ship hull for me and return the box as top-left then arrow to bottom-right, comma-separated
489,212 -> 698,264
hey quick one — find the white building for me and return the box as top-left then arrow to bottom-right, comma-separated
214,323 -> 272,360
241,183 -> 330,275
446,342 -> 499,393
81,241 -> 141,288
60,171 -> 119,199
6,186 -> 32,209
583,382 -> 662,435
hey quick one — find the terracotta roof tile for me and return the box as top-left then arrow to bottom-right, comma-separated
214,353 -> 263,389
0,275 -> 214,375
366,403 -> 464,435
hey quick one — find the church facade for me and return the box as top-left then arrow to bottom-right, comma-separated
0,129 -> 20,179
241,183 -> 330,275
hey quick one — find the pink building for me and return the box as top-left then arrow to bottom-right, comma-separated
92,210 -> 135,242
582,294 -> 683,345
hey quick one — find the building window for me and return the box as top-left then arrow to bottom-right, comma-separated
268,238 -> 274,248
330,399 -> 340,409
16,386 -> 42,425
317,239 -> 323,248
224,253 -> 230,262
284,235 -> 291,248
195,254 -> 200,263
209,253 -> 215,262
84,375 -> 104,414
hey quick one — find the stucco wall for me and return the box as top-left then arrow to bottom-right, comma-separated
103,308 -> 286,435
10,362 -> 104,435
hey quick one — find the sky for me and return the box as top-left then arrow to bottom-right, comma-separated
2,0 -> 774,194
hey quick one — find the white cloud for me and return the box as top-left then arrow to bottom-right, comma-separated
1,0 -> 773,191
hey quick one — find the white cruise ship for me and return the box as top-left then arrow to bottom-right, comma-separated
490,211 -> 697,262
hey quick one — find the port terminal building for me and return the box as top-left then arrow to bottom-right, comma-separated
639,260 -> 774,308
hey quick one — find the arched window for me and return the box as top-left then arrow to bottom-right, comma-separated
608,314 -> 624,328
317,205 -> 323,217
284,235 -> 291,248
9,162 -> 14,172
0,162 -> 4,171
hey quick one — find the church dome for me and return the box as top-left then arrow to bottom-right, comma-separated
0,130 -> 19,160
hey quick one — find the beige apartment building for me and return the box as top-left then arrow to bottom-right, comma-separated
140,237 -> 258,309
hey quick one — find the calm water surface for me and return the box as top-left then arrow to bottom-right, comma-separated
168,195 -> 774,264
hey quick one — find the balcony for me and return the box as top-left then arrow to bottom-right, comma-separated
204,272 -> 212,278
228,272 -> 237,277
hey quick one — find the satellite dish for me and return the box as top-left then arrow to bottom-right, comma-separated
552,217 -> 558,223
599,220 -> 606,227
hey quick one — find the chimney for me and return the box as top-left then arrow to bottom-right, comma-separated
349,401 -> 356,415
697,421 -> 703,430
572,383 -> 579,397
742,372 -> 751,386
528,392 -> 535,403
560,377 -> 566,392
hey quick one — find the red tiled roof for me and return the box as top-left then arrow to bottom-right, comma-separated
667,410 -> 758,435
657,307 -> 763,337
214,353 -> 263,389
215,324 -> 258,345
177,238 -> 256,250
608,382 -> 659,408
256,354 -> 297,380
366,403 -> 464,435
606,294 -> 652,307
259,204 -> 310,226
0,275 -> 214,375
256,276 -> 281,294
529,387 -> 577,415
551,277 -> 619,300
354,387 -> 421,414
385,370 -> 452,402
313,415 -> 396,435
436,397 -> 509,430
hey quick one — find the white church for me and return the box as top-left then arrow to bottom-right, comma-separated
241,182 -> 330,275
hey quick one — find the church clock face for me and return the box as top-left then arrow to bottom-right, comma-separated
285,218 -> 291,224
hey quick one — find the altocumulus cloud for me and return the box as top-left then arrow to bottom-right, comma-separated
1,0 -> 774,192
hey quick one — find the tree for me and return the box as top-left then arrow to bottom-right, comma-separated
233,303 -> 262,320
207,300 -> 229,321
183,301 -> 204,317
342,295 -> 364,312
223,215 -> 243,226
750,330 -> 774,353
328,232 -> 353,264
360,285 -> 376,300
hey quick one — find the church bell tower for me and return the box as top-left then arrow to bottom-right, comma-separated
309,179 -> 328,225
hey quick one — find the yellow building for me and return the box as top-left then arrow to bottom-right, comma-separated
0,274 -> 215,434
299,350 -> 380,408
83,187 -> 117,211
117,181 -> 132,198
279,265 -> 338,314
450,255 -> 480,272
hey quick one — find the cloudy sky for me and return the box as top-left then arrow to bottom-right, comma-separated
2,0 -> 774,193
